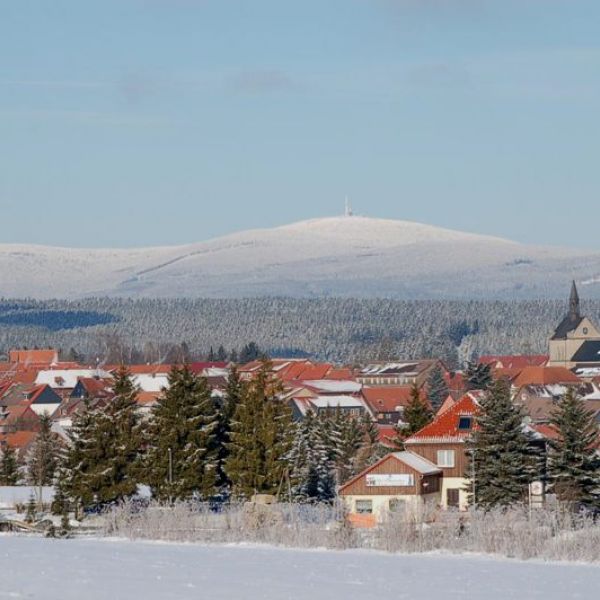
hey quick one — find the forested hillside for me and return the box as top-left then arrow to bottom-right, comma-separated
0,297 -> 596,366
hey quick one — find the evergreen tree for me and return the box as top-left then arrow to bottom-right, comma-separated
216,345 -> 227,362
51,468 -> 69,516
0,444 -> 20,485
225,362 -> 292,498
548,388 -> 600,508
465,361 -> 493,391
207,346 -> 216,361
146,365 -> 219,501
27,414 -> 59,487
62,400 -> 98,511
214,365 -> 242,491
287,411 -> 334,502
427,365 -> 449,412
468,379 -> 540,509
394,384 -> 433,447
239,342 -> 261,364
63,367 -> 143,508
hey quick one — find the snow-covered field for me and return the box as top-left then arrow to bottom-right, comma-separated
1,536 -> 599,599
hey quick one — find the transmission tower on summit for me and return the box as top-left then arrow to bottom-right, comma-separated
344,196 -> 353,217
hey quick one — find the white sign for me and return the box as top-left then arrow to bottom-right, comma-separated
366,474 -> 414,487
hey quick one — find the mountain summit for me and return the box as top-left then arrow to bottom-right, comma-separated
0,216 -> 599,299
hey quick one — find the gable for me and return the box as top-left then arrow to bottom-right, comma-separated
571,318 -> 600,340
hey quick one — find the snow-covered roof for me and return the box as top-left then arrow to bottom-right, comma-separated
132,374 -> 170,393
392,451 -> 441,475
35,369 -> 112,389
309,396 -> 365,409
302,380 -> 361,393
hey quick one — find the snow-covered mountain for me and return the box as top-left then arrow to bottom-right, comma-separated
1,216 -> 600,299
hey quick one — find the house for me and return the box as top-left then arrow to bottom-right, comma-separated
479,354 -> 548,370
357,360 -> 442,387
70,377 -> 113,401
8,348 -> 59,365
26,384 -> 62,417
338,451 -> 442,526
289,394 -> 371,421
361,386 -> 426,425
548,282 -> 600,369
35,369 -> 112,398
511,366 -> 580,388
404,392 -> 482,510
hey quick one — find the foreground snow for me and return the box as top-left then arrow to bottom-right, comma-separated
1,537 -> 599,599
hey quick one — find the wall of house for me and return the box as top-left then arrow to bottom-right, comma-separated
340,456 -> 438,496
341,492 -> 441,523
405,443 -> 470,478
440,477 -> 470,511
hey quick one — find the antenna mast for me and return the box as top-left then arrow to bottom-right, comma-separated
344,196 -> 353,217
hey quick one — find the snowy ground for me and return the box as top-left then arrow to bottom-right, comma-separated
1,536 -> 599,599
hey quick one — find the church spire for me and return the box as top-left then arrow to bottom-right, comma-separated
569,280 -> 580,319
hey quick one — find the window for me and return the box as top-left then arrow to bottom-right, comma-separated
437,449 -> 455,468
355,500 -> 373,514
458,416 -> 472,431
388,499 -> 406,513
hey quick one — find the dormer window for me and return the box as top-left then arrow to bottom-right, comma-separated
458,416 -> 472,431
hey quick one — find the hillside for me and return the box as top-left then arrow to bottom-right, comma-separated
1,216 -> 599,298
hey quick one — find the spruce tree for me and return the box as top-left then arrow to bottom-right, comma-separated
146,365 -> 219,501
63,367 -> 143,508
225,362 -> 292,498
468,379 -> 539,509
287,411 -> 334,502
214,365 -> 242,491
427,365 -> 449,412
27,414 -> 59,487
0,444 -> 20,485
394,384 -> 433,447
465,361 -> 493,391
548,388 -> 600,508
62,400 -> 98,511
216,345 -> 227,362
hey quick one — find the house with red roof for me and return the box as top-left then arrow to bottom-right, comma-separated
362,386 -> 428,425
479,355 -> 548,370
404,392 -> 483,510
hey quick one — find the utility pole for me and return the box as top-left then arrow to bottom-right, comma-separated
168,447 -> 173,504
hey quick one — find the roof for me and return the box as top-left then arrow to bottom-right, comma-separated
309,395 -> 366,409
359,360 -> 437,377
324,368 -> 354,380
405,392 -> 482,444
137,391 -> 162,406
75,377 -> 113,398
512,367 -> 580,387
8,349 -> 58,365
132,373 -> 169,393
362,386 -> 425,413
0,430 -> 37,450
571,341 -> 600,364
35,369 -> 112,389
392,451 -> 441,475
338,451 -> 440,493
551,281 -> 584,340
376,424 -> 399,448
300,379 -> 362,394
480,355 -> 548,369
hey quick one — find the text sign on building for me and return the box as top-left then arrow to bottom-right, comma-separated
366,474 -> 414,487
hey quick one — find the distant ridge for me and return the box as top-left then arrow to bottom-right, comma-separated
0,215 -> 599,299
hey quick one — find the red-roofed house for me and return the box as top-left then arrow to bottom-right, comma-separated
404,392 -> 483,510
479,355 -> 548,370
511,366 -> 580,388
9,348 -> 59,365
362,386 -> 428,425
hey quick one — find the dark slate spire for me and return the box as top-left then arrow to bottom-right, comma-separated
569,280 -> 581,319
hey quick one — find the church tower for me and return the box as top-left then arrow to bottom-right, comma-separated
548,281 -> 600,368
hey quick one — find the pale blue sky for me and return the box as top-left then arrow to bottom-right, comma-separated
1,1 -> 599,248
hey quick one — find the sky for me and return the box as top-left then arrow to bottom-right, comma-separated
1,0 -> 599,248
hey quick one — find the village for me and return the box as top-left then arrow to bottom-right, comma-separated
0,282 -> 599,533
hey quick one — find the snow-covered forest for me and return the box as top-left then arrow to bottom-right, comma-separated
0,297 -> 596,365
